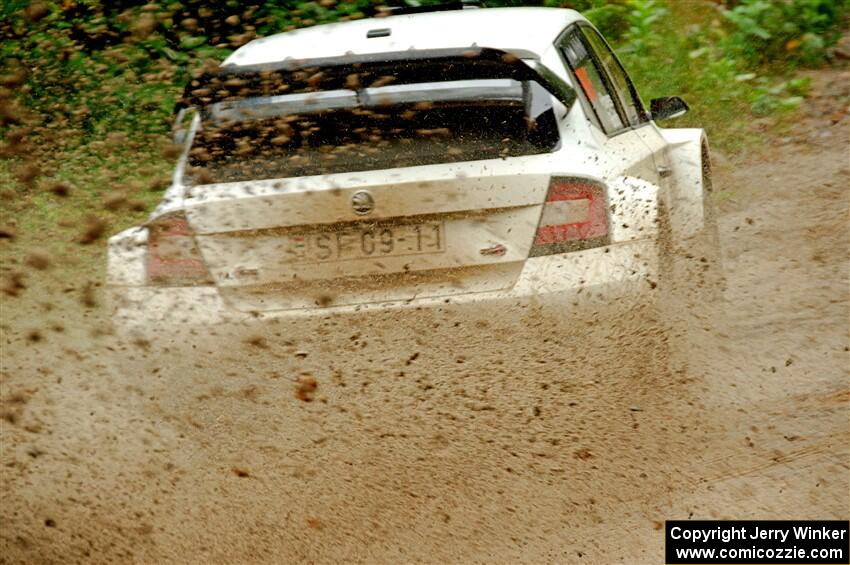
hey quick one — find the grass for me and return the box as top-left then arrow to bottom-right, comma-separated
624,54 -> 808,157
0,141 -> 171,280
615,0 -> 818,156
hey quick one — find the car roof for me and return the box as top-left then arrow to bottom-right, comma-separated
224,7 -> 585,67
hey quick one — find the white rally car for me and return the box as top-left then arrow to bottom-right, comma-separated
107,6 -> 720,338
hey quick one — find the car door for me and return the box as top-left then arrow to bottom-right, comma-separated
577,24 -> 673,185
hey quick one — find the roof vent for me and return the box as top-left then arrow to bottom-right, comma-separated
366,28 -> 391,38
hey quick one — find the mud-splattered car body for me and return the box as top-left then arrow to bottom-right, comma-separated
107,7 -> 716,335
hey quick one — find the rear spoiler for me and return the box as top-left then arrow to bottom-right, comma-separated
175,47 -> 576,113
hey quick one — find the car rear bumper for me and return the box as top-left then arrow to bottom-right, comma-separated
109,239 -> 658,335
108,240 -> 658,354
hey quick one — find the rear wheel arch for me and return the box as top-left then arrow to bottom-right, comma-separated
657,129 -> 725,306
659,127 -> 711,239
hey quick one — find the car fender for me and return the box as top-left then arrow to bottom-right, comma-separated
659,128 -> 710,239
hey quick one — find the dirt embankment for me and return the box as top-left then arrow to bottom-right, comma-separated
1,68 -> 848,564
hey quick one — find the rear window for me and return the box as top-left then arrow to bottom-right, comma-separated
183,78 -> 560,185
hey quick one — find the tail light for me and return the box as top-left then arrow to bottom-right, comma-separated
529,177 -> 610,257
146,212 -> 213,286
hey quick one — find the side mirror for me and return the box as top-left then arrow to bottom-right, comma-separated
650,96 -> 689,122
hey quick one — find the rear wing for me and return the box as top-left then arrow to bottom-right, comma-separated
208,79 -> 532,122
176,47 -> 576,113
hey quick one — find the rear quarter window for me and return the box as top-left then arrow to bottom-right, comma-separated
559,30 -> 627,135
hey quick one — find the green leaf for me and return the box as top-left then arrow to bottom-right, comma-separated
179,35 -> 208,49
734,72 -> 757,81
778,96 -> 804,109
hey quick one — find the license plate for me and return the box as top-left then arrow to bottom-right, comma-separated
284,222 -> 445,264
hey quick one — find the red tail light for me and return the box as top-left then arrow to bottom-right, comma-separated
529,177 -> 610,257
146,212 -> 213,286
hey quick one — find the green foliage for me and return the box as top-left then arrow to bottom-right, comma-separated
747,76 -> 811,114
721,0 -> 850,66
612,0 -> 842,149
617,0 -> 668,55
583,2 -> 630,41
